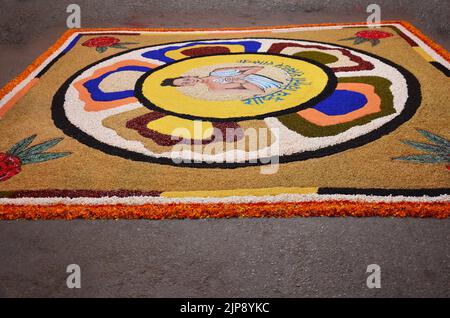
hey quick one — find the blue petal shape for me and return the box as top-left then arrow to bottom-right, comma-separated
312,90 -> 368,115
83,65 -> 151,101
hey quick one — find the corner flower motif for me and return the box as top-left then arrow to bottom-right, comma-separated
82,36 -> 138,53
0,135 -> 71,182
341,30 -> 393,46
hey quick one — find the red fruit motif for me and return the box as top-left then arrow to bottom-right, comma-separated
82,36 -> 138,53
341,29 -> 393,46
0,152 -> 21,182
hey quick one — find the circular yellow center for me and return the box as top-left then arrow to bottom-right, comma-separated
138,53 -> 332,121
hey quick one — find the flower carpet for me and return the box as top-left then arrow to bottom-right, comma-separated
0,21 -> 449,219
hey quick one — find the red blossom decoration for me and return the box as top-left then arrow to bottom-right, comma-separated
0,152 -> 21,182
341,29 -> 394,46
81,36 -> 138,53
82,36 -> 120,48
355,30 -> 393,40
0,135 -> 71,182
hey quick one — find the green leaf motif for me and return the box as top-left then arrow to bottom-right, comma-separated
17,137 -> 64,160
370,38 -> 380,46
96,46 -> 108,53
416,129 -> 450,149
8,134 -> 37,155
111,44 -> 127,49
21,152 -> 72,165
392,154 -> 449,164
118,42 -> 138,45
401,140 -> 449,155
353,37 -> 367,45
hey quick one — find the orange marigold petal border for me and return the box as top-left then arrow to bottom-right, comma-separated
0,201 -> 449,220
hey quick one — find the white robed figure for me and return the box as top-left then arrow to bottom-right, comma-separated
209,68 -> 283,91
161,65 -> 283,96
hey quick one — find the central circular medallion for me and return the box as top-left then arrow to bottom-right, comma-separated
135,53 -> 336,121
54,38 -> 420,167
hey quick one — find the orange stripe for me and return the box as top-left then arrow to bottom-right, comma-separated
0,78 -> 38,118
0,201 -> 448,220
0,21 -> 448,111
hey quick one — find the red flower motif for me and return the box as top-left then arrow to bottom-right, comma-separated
0,135 -> 71,182
0,152 -> 21,182
82,36 -> 120,48
81,37 -> 138,53
341,29 -> 394,46
355,30 -> 393,40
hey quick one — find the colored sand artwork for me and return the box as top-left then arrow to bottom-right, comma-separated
0,22 -> 449,219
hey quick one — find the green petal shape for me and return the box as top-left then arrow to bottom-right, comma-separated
293,51 -> 339,64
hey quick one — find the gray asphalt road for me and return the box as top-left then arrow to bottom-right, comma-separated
0,0 -> 449,297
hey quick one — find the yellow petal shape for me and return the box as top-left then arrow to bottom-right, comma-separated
146,115 -> 214,140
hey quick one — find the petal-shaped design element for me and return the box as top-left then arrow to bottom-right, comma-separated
268,42 -> 374,72
165,44 -> 248,60
298,82 -> 381,125
141,40 -> 262,63
124,111 -> 242,147
74,60 -> 158,111
278,77 -> 395,137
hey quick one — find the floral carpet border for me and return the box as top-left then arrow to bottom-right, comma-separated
0,188 -> 449,219
0,201 -> 449,220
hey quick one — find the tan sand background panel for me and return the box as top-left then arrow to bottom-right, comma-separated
0,27 -> 449,191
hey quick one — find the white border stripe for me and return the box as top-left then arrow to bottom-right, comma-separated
0,194 -> 449,205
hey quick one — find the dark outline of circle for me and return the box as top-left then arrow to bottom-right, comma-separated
52,37 -> 422,169
134,52 -> 337,122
